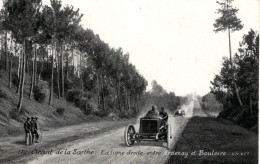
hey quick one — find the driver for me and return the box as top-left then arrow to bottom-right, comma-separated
159,107 -> 168,124
145,105 -> 159,118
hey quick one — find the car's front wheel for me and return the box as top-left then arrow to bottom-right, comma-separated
124,124 -> 136,147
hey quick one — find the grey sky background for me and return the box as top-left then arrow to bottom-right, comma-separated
2,0 -> 259,96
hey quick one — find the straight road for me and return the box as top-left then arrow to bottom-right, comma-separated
27,100 -> 196,164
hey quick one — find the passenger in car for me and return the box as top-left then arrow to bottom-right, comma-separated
159,107 -> 168,125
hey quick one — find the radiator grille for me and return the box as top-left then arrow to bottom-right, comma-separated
141,119 -> 158,133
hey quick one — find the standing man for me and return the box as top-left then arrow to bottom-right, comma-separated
24,117 -> 32,145
31,117 -> 35,143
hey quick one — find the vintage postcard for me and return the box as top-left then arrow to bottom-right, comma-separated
0,0 -> 258,163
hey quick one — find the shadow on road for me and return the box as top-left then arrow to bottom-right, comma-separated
14,140 -> 26,145
119,141 -> 165,148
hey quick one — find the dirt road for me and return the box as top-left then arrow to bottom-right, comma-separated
2,98 -> 256,164
0,120 -> 135,164
24,101 -> 195,164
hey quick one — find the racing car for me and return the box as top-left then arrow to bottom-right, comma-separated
124,112 -> 171,149
174,108 -> 185,117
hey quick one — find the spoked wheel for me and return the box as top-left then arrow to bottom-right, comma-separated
167,124 -> 171,149
124,124 -> 136,147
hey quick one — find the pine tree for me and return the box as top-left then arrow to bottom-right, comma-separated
3,0 -> 42,111
213,0 -> 243,106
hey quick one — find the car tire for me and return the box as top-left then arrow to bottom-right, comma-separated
124,124 -> 136,147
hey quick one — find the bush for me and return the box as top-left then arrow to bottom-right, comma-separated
79,99 -> 93,115
33,80 -> 49,103
0,89 -> 8,99
55,107 -> 65,116
66,89 -> 82,107
85,104 -> 93,115
12,72 -> 19,87
64,76 -> 80,93
0,60 -> 5,69
93,110 -> 108,117
64,78 -> 73,92
9,110 -> 19,120
118,111 -> 130,119
41,66 -> 52,81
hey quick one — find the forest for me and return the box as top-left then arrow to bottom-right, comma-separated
0,0 -> 148,117
0,0 -> 185,122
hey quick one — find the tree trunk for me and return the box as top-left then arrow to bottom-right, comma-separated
29,44 -> 36,99
80,53 -> 83,91
17,47 -> 21,79
228,28 -> 243,106
0,36 -> 2,61
85,97 -> 88,113
118,79 -> 121,110
56,47 -> 60,99
8,36 -> 13,89
101,74 -> 105,111
60,44 -> 64,97
47,47 -> 49,69
4,31 -> 7,70
16,49 -> 23,94
136,94 -> 139,113
124,86 -> 127,111
17,39 -> 26,111
34,44 -> 37,86
97,75 -> 100,105
49,43 -> 55,105
72,47 -> 74,73
113,80 -> 117,107
219,86 -> 224,104
250,92 -> 252,115
38,55 -> 44,81
66,45 -> 69,78
25,53 -> 29,73
128,93 -> 131,111
9,56 -> 12,89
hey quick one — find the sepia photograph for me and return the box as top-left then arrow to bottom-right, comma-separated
0,0 -> 259,163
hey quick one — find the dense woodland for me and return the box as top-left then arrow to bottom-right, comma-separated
210,29 -> 259,129
209,0 -> 259,129
0,0 -> 148,116
0,0 -> 186,119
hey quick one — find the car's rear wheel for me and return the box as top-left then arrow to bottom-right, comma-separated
124,124 -> 136,147
167,124 -> 171,149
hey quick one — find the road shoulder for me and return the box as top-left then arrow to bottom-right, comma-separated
166,116 -> 258,164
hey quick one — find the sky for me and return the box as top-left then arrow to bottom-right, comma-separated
2,0 -> 259,96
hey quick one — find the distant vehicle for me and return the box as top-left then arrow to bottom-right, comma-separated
124,111 -> 171,149
174,108 -> 185,117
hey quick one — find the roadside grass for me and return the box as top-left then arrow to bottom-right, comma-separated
166,116 -> 258,164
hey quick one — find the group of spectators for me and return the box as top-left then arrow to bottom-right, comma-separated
24,117 -> 39,145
